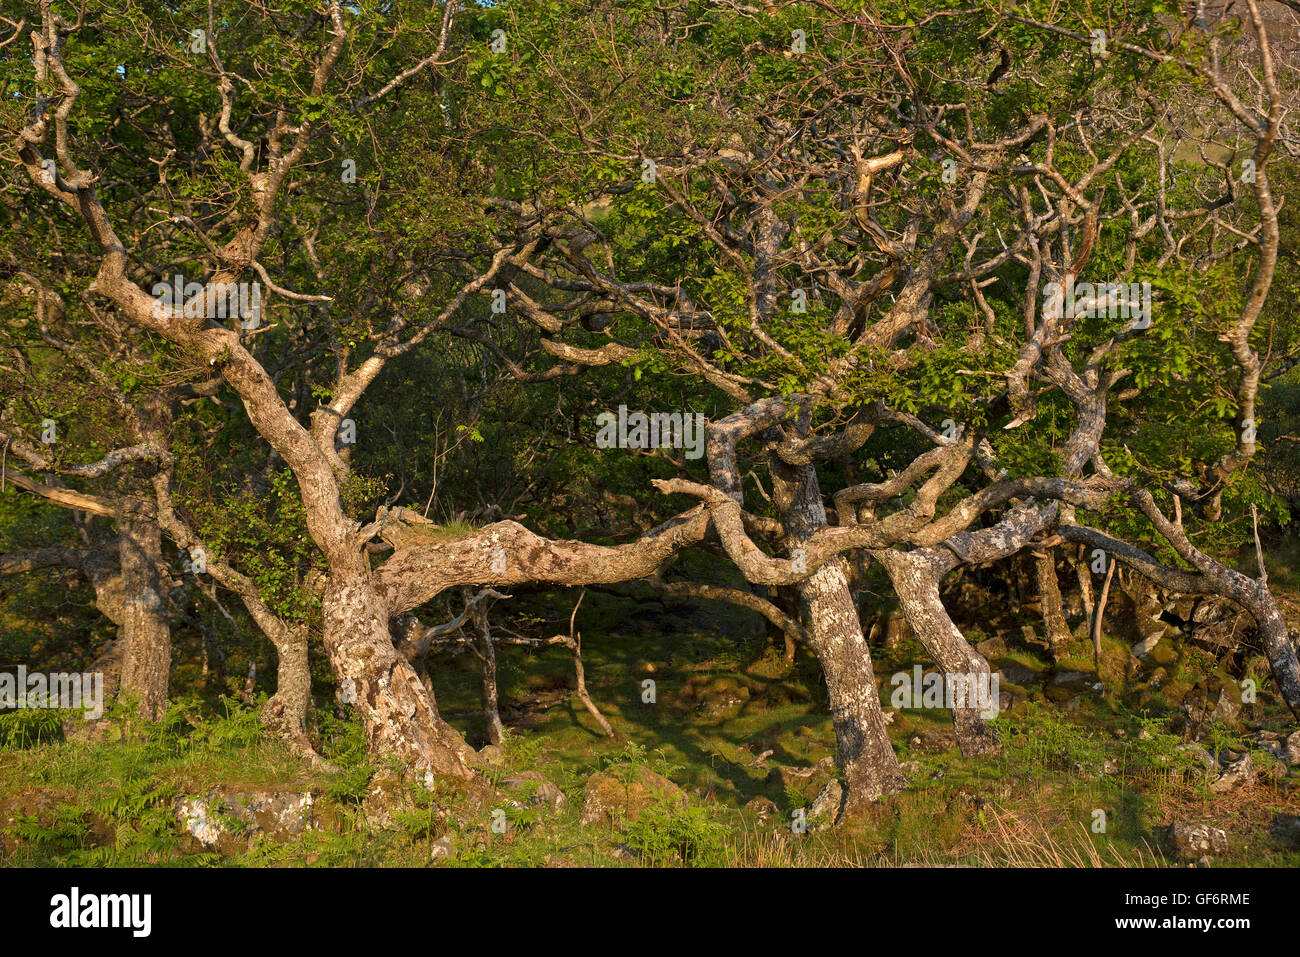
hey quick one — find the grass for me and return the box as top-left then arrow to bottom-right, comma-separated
2,586 -> 1298,867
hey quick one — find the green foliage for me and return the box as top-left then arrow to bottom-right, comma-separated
0,707 -> 65,749
621,796 -> 729,867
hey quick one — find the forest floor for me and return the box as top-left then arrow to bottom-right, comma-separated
1,540 -> 1299,867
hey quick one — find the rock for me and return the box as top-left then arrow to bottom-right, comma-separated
430,835 -> 454,860
1259,756 -> 1288,783
1147,642 -> 1179,667
975,636 -> 1008,658
1285,731 -> 1300,767
906,728 -> 958,753
1209,752 -> 1254,792
1210,688 -> 1241,724
688,676 -> 750,719
1131,632 -> 1163,661
361,770 -> 408,829
501,771 -> 567,813
1045,670 -> 1094,703
1254,730 -> 1281,753
995,662 -> 1040,688
1168,821 -> 1228,859
175,788 -> 317,853
808,780 -> 843,824
1269,813 -> 1300,849
610,843 -> 640,861
1177,742 -> 1216,771
765,762 -> 829,797
579,766 -> 686,827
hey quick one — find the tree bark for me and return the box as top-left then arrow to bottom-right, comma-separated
1241,584 -> 1300,719
768,453 -> 903,816
875,548 -> 1000,756
466,589 -> 506,747
116,509 -> 171,720
322,565 -> 477,779
1073,544 -> 1095,622
259,621 -> 323,763
1034,549 -> 1072,661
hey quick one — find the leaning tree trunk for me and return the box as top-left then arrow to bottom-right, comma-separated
466,589 -> 506,747
1034,549 -> 1072,661
258,620 -> 329,765
874,549 -> 1000,756
116,508 -> 171,721
1240,582 -> 1300,720
322,562 -> 477,780
769,454 -> 904,816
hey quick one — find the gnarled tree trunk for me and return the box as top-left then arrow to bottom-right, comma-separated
874,548 -> 999,756
769,454 -> 903,816
322,563 -> 477,779
259,621 -> 323,763
1034,548 -> 1072,661
116,508 -> 171,720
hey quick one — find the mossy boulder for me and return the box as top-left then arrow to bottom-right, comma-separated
1146,641 -> 1179,667
500,771 -> 567,813
174,787 -> 319,854
579,766 -> 686,827
684,674 -> 752,719
1168,821 -> 1228,859
1044,670 -> 1097,703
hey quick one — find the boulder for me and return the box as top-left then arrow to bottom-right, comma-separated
907,728 -> 958,753
1177,742 -> 1216,771
1285,731 -> 1300,767
1269,813 -> 1300,849
360,770 -> 408,829
765,757 -> 834,799
1045,670 -> 1094,703
995,662 -> 1041,688
579,766 -> 685,827
175,788 -> 317,853
1168,821 -> 1228,859
1209,752 -> 1254,793
500,771 -> 567,813
807,780 -> 842,825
